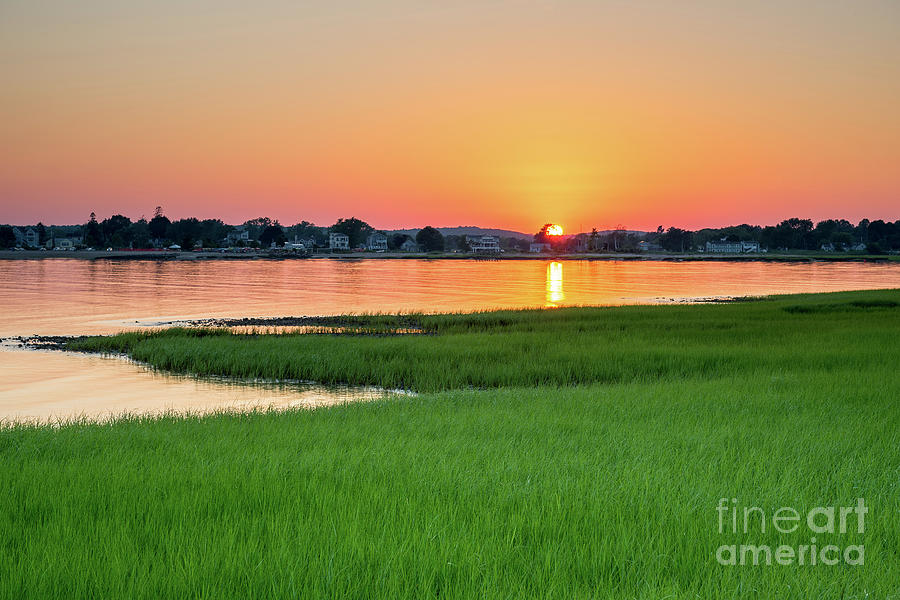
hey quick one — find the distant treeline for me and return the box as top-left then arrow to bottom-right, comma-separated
646,218 -> 900,253
0,210 -> 492,252
1,210 -> 899,253
544,218 -> 900,254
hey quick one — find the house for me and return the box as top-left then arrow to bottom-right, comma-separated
57,237 -> 82,250
24,228 -> 39,248
12,228 -> 24,246
638,240 -> 663,252
399,238 -> 419,252
850,243 -> 867,252
705,239 -> 760,253
820,243 -> 835,252
282,236 -> 314,251
530,242 -> 550,253
225,227 -> 250,245
329,232 -> 350,250
468,235 -> 501,253
366,232 -> 388,251
289,236 -> 316,250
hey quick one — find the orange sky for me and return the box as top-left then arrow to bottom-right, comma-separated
2,0 -> 899,231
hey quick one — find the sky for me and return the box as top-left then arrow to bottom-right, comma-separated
1,0 -> 899,232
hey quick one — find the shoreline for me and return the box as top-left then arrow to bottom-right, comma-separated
1,249 -> 897,263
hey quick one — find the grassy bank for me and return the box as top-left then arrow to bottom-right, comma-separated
3,290 -> 900,598
70,289 -> 900,392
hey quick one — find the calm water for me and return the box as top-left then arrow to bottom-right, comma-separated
0,345 -> 394,423
3,258 -> 900,336
2,258 -> 899,421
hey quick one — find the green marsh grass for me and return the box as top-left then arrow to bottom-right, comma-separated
69,289 -> 900,393
2,289 -> 899,598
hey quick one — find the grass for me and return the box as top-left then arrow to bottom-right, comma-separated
2,289 -> 900,598
69,289 -> 900,393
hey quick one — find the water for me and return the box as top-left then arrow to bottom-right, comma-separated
0,346 -> 393,424
2,257 -> 899,422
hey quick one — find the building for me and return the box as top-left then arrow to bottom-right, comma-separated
24,228 -> 39,248
225,227 -> 250,245
57,237 -> 82,250
530,242 -> 550,253
366,232 -> 388,251
468,235 -> 501,253
329,232 -> 350,250
638,240 -> 663,253
399,238 -> 419,252
705,239 -> 760,253
12,228 -> 24,246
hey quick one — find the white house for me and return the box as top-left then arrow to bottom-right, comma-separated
24,228 -> 39,248
706,239 -> 760,253
468,235 -> 501,253
329,232 -> 350,250
225,227 -> 250,245
366,232 -> 388,251
530,242 -> 550,253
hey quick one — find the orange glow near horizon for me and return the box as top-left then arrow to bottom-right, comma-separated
1,2 -> 899,229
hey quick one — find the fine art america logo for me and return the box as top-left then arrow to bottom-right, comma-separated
715,498 -> 867,566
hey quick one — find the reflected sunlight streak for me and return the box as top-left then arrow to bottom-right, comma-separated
546,261 -> 564,307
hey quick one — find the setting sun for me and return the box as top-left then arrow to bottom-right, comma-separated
547,224 -> 564,236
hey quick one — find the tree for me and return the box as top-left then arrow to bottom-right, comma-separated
533,224 -> 556,244
101,215 -> 133,247
388,234 -> 408,250
242,217 -> 274,241
776,218 -> 814,249
260,224 -> 287,247
590,228 -> 600,251
856,219 -> 870,244
36,222 -> 48,245
416,226 -> 444,252
658,227 -> 694,252
170,218 -> 202,245
0,226 -> 15,248
197,219 -> 227,247
83,212 -> 103,248
288,221 -> 326,246
149,211 -> 171,242
330,217 -> 374,248
130,218 -> 152,249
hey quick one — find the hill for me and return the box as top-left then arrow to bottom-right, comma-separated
386,226 -> 532,240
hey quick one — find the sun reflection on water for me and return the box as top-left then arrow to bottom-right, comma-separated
546,261 -> 564,306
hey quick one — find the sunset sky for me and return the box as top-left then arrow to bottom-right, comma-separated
2,0 -> 899,232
